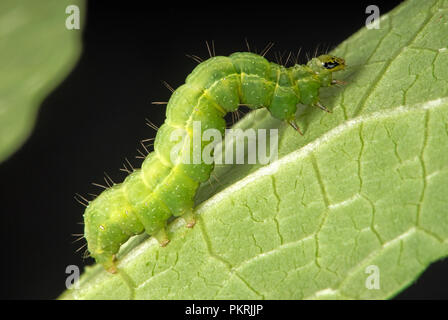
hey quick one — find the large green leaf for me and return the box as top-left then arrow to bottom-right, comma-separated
61,0 -> 448,299
0,0 -> 84,162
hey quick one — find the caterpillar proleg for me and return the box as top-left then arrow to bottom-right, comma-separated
83,52 -> 346,273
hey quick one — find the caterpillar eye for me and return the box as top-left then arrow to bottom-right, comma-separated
317,55 -> 346,71
323,61 -> 340,69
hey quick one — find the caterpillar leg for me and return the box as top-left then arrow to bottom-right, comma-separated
153,227 -> 170,247
287,119 -> 303,135
331,79 -> 347,86
103,255 -> 118,274
182,209 -> 196,228
313,101 -> 332,113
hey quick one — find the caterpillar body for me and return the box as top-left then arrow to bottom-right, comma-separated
83,52 -> 346,273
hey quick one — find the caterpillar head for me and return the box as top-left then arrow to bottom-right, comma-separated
304,54 -> 346,87
309,54 -> 346,73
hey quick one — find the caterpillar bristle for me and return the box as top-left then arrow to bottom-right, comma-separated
185,54 -> 203,64
312,43 -> 327,58
141,138 -> 154,149
161,80 -> 174,93
151,101 -> 168,105
75,193 -> 89,203
274,51 -> 283,65
75,242 -> 87,253
260,42 -> 275,57
88,193 -> 98,199
227,107 -> 248,126
119,167 -> 131,174
103,178 -> 111,188
244,38 -> 251,53
236,109 -> 242,122
284,51 -> 292,66
280,51 -> 287,65
281,50 -> 290,65
274,50 -> 284,65
125,157 -> 134,171
91,182 -> 107,190
103,171 -> 115,187
205,40 -> 215,58
82,249 -> 91,260
136,148 -> 146,159
192,54 -> 204,62
71,235 -> 85,244
293,48 -> 302,65
145,118 -> 159,131
74,193 -> 89,207
140,141 -> 150,154
313,44 -> 318,59
120,158 -> 134,174
305,51 -> 310,62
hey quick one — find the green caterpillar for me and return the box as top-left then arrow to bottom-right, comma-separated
83,52 -> 346,273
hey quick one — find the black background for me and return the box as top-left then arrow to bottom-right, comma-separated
0,0 -> 447,300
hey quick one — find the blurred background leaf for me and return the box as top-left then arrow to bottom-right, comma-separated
0,0 -> 84,162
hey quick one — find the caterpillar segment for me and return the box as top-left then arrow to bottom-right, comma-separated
83,52 -> 346,273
